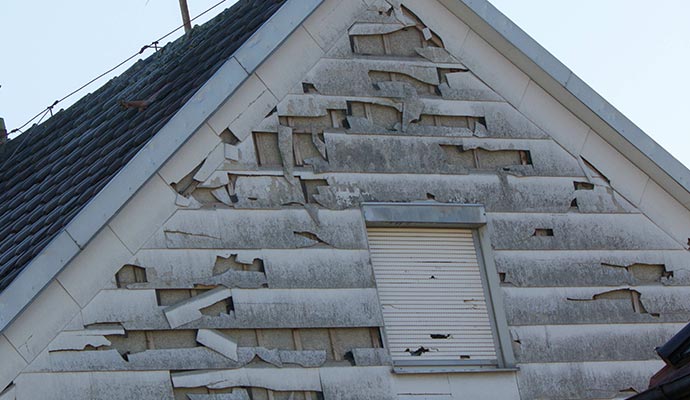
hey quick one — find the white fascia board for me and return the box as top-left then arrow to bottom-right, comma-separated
0,0 -> 324,334
440,0 -> 690,207
235,0 -> 323,73
0,231 -> 80,330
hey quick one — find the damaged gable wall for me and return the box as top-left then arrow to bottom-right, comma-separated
2,0 -> 690,399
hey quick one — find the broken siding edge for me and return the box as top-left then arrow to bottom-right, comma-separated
440,0 -> 690,208
0,0 -> 325,335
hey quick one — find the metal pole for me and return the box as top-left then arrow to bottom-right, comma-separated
179,0 -> 192,33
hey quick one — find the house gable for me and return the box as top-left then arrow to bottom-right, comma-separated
2,0 -> 690,399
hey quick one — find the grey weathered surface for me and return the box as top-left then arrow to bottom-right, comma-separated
496,250 -> 689,287
262,249 -> 376,289
230,289 -> 384,328
320,367 -> 397,400
516,361 -> 663,400
10,1 -> 690,399
316,174 -> 636,214
351,348 -> 392,366
143,209 -> 367,250
503,286 -> 690,325
316,134 -> 582,177
511,324 -> 684,363
15,371 -> 174,400
131,248 -> 375,289
82,288 -> 383,330
188,391 -> 250,400
234,176 -> 306,208
27,346 -> 326,372
488,213 -> 682,251
171,368 -> 322,391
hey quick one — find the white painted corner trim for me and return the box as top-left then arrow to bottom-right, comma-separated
441,0 -> 690,207
0,0 -> 324,333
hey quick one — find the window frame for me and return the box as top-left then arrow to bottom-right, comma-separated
362,202 -> 515,373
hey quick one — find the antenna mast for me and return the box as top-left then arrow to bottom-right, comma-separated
0,118 -> 6,144
179,0 -> 192,33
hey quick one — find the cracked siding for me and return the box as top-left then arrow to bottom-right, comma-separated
5,0 -> 690,399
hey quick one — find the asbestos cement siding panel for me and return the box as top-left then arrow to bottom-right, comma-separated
495,250 -> 690,287
143,209 -> 367,250
319,134 -> 583,177
488,213 -> 682,251
231,288 -> 384,328
502,286 -> 690,325
511,323 -> 685,363
516,361 -> 663,399
15,371 -> 173,400
320,173 -> 637,214
131,249 -> 376,289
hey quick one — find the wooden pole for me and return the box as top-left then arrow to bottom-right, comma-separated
179,0 -> 192,33
0,118 -> 7,144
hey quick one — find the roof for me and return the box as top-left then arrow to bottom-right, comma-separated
1,0 -> 690,334
0,0 -> 322,331
0,0 -> 286,291
629,322 -> 690,399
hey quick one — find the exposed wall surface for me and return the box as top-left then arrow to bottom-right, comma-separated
2,0 -> 690,399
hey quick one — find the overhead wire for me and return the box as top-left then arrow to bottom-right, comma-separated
7,0 -> 228,137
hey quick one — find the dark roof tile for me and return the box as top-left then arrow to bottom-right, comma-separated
0,0 -> 286,291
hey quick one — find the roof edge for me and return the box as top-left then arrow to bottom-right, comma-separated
441,0 -> 690,207
0,0 -> 324,333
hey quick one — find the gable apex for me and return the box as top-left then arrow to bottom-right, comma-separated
1,1 -> 690,398
440,0 -> 690,207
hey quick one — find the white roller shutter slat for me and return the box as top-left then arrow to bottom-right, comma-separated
368,227 -> 497,363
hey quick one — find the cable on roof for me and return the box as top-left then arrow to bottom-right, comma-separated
140,41 -> 160,54
7,0 -> 229,137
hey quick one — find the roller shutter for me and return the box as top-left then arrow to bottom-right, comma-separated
367,228 -> 497,363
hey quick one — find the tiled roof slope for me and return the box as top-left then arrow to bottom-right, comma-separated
0,0 -> 285,291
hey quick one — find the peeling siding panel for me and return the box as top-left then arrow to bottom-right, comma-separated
319,134 -> 583,177
320,174 -> 639,214
517,361 -> 664,400
9,0 -> 690,398
81,290 -> 166,328
320,366 -> 396,400
26,347 -> 327,373
231,288 -> 383,328
14,371 -> 174,400
131,249 -> 375,289
511,324 -> 685,363
503,286 -> 690,325
488,213 -> 683,251
171,368 -> 322,391
261,249 -> 376,289
143,209 -> 367,250
495,250 -> 689,287
82,289 -> 382,330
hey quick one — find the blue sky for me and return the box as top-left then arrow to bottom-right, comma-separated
1,1 -> 689,168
